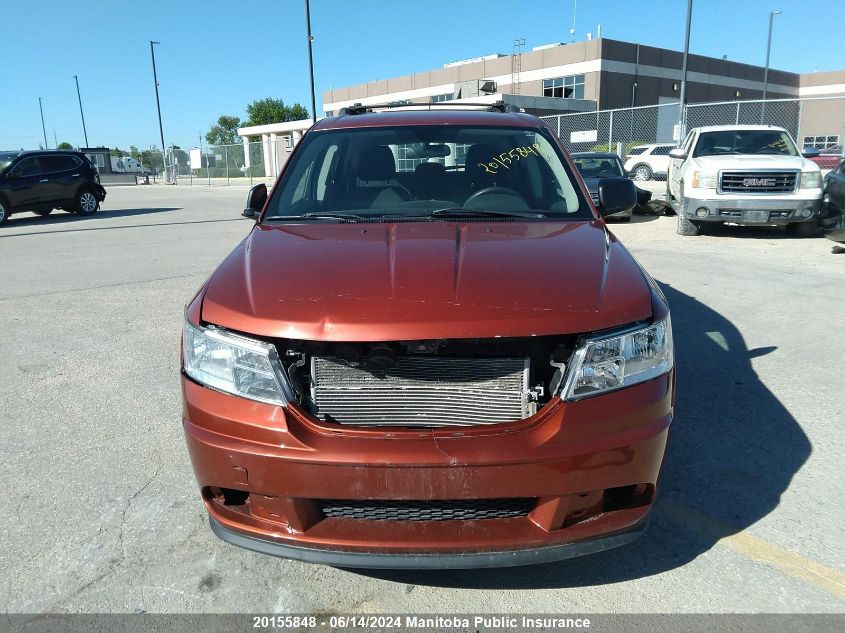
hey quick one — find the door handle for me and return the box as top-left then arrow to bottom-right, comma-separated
71,174 -> 79,177
39,179 -> 48,183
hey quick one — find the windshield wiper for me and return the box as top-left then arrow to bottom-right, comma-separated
430,207 -> 546,219
263,211 -> 367,221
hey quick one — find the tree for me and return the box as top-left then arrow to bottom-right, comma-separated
111,147 -> 128,158
245,98 -> 309,126
205,115 -> 241,146
57,142 -> 73,150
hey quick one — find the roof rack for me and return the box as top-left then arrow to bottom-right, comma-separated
336,101 -> 523,116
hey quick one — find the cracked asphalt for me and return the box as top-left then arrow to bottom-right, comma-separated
1,185 -> 843,615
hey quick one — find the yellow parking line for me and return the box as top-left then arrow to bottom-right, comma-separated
660,500 -> 845,600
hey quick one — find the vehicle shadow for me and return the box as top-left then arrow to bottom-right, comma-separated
4,207 -> 181,228
352,282 -> 811,588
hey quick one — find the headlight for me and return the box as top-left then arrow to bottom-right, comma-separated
182,319 -> 290,404
561,316 -> 673,400
800,171 -> 822,189
692,171 -> 717,189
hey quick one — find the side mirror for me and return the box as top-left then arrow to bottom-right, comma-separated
802,146 -> 821,159
668,148 -> 688,160
243,183 -> 267,218
597,177 -> 636,216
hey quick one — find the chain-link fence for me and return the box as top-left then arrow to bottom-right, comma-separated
542,96 -> 845,162
542,103 -> 680,155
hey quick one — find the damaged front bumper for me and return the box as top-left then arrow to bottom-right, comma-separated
182,372 -> 673,569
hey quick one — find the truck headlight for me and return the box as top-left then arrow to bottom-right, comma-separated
562,316 -> 673,400
692,171 -> 717,189
182,319 -> 290,405
800,171 -> 822,189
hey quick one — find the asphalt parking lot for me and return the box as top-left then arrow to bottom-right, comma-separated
1,184 -> 844,615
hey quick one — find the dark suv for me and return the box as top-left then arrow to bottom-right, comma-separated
0,150 -> 106,225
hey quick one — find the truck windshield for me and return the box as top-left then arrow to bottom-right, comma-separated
694,130 -> 798,157
263,125 -> 590,220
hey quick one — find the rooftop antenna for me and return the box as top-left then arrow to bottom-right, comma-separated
597,23 -> 601,39
570,0 -> 577,42
512,38 -> 525,94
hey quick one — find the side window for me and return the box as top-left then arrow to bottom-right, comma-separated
10,157 -> 42,177
40,155 -> 81,174
651,146 -> 671,156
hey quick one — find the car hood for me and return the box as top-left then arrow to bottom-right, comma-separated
693,154 -> 818,171
201,221 -> 652,341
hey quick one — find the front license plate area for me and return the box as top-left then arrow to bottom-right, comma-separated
744,210 -> 770,223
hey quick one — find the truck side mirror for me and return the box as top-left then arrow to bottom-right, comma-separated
597,177 -> 636,216
243,183 -> 267,218
668,148 -> 688,160
802,146 -> 821,159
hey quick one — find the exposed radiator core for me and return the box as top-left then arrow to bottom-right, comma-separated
311,355 -> 531,427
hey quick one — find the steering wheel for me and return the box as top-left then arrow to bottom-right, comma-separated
464,186 -> 529,210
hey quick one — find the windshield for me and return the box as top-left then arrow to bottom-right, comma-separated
572,156 -> 624,178
262,125 -> 589,221
0,152 -> 20,171
693,130 -> 798,157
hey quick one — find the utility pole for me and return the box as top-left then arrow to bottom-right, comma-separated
761,10 -> 781,121
73,75 -> 89,147
150,41 -> 168,180
305,0 -> 317,122
38,98 -> 48,149
570,0 -> 577,43
677,0 -> 693,143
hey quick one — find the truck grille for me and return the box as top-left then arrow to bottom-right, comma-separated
318,498 -> 536,521
311,355 -> 531,427
719,170 -> 798,193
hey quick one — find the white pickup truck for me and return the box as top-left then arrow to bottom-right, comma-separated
667,125 -> 824,236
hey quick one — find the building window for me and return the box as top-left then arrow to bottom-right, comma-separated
802,135 -> 839,150
430,93 -> 454,103
542,74 -> 585,99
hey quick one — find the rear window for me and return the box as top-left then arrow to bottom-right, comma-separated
572,156 -> 624,178
263,125 -> 590,220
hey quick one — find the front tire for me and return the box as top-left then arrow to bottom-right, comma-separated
76,189 -> 100,215
0,200 -> 8,226
632,164 -> 653,181
786,221 -> 818,238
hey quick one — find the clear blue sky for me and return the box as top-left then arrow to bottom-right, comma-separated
3,0 -> 842,151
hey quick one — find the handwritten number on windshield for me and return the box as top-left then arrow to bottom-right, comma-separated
478,144 -> 543,174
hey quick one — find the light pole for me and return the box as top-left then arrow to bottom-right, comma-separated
73,75 -> 89,147
305,0 -> 317,122
677,0 -> 693,143
38,98 -> 48,149
150,40 -> 168,180
761,9 -> 781,121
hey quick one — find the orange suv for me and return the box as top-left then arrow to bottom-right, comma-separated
181,104 -> 674,568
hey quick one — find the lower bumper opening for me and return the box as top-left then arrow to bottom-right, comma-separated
203,483 -> 654,534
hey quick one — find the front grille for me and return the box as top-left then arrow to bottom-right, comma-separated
317,498 -> 535,521
311,355 -> 531,427
719,170 -> 798,193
